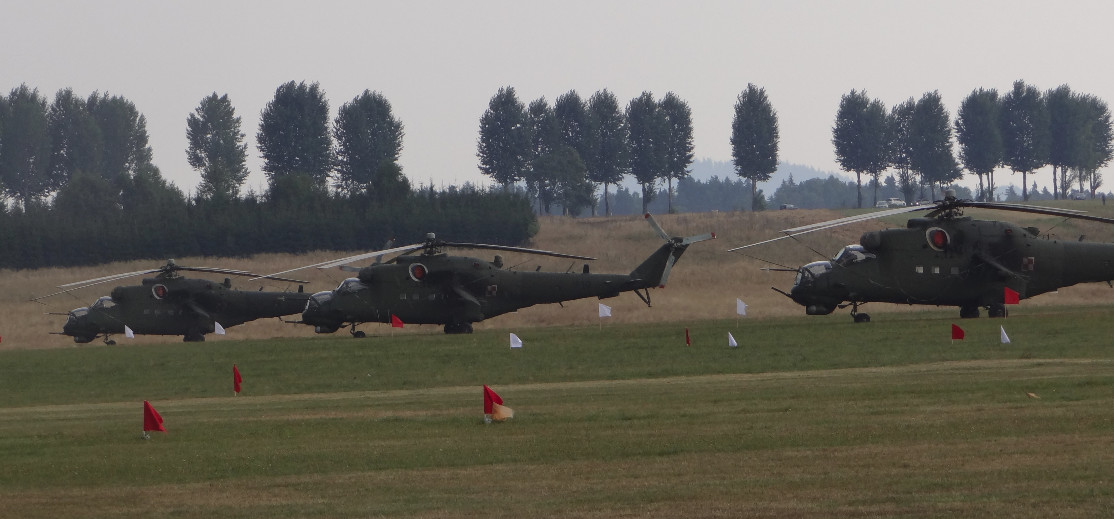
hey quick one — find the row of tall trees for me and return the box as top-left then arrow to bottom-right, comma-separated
833,90 -> 961,208
835,80 -> 1114,207
478,84 -> 782,215
0,82 -> 539,269
0,82 -> 410,208
200,81 -> 408,201
0,85 -> 162,209
477,87 -> 696,215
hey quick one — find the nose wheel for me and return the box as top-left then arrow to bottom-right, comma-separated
349,324 -> 366,338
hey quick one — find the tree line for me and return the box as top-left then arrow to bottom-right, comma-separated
475,84 -> 781,215
0,82 -> 535,269
835,80 -> 1113,207
478,80 -> 1113,214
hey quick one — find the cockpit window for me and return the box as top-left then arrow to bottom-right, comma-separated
336,278 -> 367,294
833,244 -> 875,266
69,307 -> 90,318
91,296 -> 116,309
306,291 -> 333,312
795,261 -> 832,287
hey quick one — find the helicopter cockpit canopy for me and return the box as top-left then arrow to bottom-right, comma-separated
91,296 -> 116,310
68,306 -> 90,319
795,261 -> 832,287
833,244 -> 876,266
306,290 -> 334,312
336,278 -> 368,294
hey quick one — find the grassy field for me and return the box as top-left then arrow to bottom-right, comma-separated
3,204 -> 1114,517
1,307 -> 1112,518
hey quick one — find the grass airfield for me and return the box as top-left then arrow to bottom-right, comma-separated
5,205 -> 1114,516
2,307 -> 1113,518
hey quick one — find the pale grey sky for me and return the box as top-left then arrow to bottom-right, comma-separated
4,0 -> 1112,195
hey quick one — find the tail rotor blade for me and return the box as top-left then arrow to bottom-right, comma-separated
644,213 -> 671,242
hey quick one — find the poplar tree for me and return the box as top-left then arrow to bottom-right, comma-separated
731,84 -> 779,211
187,93 -> 249,200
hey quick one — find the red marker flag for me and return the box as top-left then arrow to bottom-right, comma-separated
951,324 -> 965,340
143,400 -> 166,434
1004,287 -> 1020,305
391,314 -> 404,328
483,384 -> 503,414
233,364 -> 243,394
685,327 -> 691,346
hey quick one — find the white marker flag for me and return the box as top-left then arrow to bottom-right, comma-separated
599,303 -> 612,318
1000,326 -> 1010,344
728,332 -> 738,348
510,332 -> 523,349
124,325 -> 134,339
214,322 -> 226,335
736,299 -> 747,316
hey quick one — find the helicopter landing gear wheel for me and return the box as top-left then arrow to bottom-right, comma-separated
987,303 -> 1008,318
184,330 -> 205,342
960,305 -> 980,319
444,323 -> 474,334
850,303 -> 870,323
104,338 -> 117,346
349,325 -> 365,338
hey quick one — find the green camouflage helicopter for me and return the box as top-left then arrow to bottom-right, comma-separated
729,193 -> 1114,322
37,260 -> 309,343
271,213 -> 714,336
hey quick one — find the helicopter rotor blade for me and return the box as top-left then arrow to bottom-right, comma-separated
170,266 -> 309,284
934,200 -> 1114,224
247,242 -> 425,279
439,242 -> 596,261
727,206 -> 928,252
40,262 -> 309,302
781,204 -> 929,234
313,243 -> 426,270
57,268 -> 162,289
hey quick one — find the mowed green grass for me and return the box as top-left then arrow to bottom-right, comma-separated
1,307 -> 1113,518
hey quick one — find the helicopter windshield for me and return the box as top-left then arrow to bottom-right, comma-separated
306,290 -> 334,312
68,307 -> 90,318
91,296 -> 116,310
833,245 -> 875,266
336,278 -> 368,294
795,261 -> 832,287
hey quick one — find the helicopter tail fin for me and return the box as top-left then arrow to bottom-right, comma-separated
629,213 -> 715,288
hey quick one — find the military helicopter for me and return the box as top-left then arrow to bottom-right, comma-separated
272,214 -> 714,336
35,260 -> 310,343
729,192 -> 1114,322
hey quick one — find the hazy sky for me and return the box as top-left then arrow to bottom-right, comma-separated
4,1 -> 1112,195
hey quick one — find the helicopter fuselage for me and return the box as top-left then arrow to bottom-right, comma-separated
788,216 -> 1114,317
62,277 -> 309,342
302,253 -> 642,333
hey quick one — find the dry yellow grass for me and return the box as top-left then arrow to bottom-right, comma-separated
5,209 -> 1114,350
